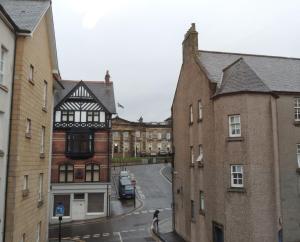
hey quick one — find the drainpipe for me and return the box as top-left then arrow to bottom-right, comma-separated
171,107 -> 175,231
3,31 -> 17,242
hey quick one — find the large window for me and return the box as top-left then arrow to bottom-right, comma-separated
53,194 -> 70,216
199,191 -> 205,212
229,115 -> 241,137
38,173 -> 43,202
87,193 -> 104,213
29,64 -> 34,83
295,98 -> 300,121
40,126 -> 45,154
189,105 -> 193,124
59,164 -> 74,182
36,222 -> 41,242
297,144 -> 300,168
231,165 -> 244,188
66,131 -> 94,158
43,81 -> 47,109
198,100 -> 203,120
86,164 -> 100,182
190,146 -> 194,165
0,46 -> 7,84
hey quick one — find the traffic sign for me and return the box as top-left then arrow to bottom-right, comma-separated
55,203 -> 65,217
131,179 -> 136,186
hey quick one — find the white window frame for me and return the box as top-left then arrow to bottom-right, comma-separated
123,131 -> 129,138
21,233 -> 26,242
198,100 -> 203,120
29,64 -> 34,82
36,222 -> 41,242
295,98 -> 300,121
197,144 -> 203,163
135,131 -> 140,138
297,144 -> 300,168
43,81 -> 47,109
231,165 -> 244,188
40,126 -> 45,154
190,146 -> 194,164
26,118 -> 31,135
38,174 -> 43,202
229,115 -> 241,137
0,46 -> 7,85
23,175 -> 29,190
189,105 -> 193,124
199,191 -> 204,212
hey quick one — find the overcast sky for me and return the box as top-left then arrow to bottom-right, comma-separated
52,0 -> 300,122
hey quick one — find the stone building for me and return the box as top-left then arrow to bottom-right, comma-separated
172,23 -> 300,242
50,75 -> 116,223
112,116 -> 172,158
0,5 -> 16,242
0,1 -> 61,241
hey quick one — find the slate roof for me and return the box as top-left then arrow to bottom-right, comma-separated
55,80 -> 116,114
198,51 -> 300,93
215,58 -> 271,96
0,0 -> 50,33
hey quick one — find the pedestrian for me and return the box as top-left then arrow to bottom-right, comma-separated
153,210 -> 160,232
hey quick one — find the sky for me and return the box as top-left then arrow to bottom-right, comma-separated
52,0 -> 300,122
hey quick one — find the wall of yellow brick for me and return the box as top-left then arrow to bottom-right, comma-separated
5,12 -> 54,242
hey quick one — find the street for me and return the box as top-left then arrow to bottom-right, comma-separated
49,163 -> 172,242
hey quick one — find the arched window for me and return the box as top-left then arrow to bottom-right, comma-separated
85,164 -> 100,182
59,164 -> 74,182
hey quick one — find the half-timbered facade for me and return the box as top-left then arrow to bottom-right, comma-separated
50,75 -> 116,223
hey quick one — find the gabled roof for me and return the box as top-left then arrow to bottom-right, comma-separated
55,80 -> 116,114
0,0 -> 50,33
215,58 -> 271,96
198,50 -> 300,93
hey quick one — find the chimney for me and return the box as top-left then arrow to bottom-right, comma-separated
105,70 -> 110,84
182,23 -> 198,62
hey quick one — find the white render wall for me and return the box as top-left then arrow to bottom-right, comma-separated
0,14 -> 15,242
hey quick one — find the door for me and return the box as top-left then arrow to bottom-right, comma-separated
72,193 -> 85,220
213,222 -> 224,242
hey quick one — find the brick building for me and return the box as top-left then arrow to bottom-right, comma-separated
172,24 -> 300,242
50,74 -> 116,223
112,116 -> 172,158
1,1 -> 61,241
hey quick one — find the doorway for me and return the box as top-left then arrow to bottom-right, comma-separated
213,222 -> 224,242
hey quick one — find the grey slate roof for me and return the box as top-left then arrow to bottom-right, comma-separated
198,51 -> 300,93
0,0 -> 50,33
215,58 -> 271,96
54,80 -> 116,114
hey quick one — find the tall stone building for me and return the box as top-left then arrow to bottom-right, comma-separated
172,23 -> 300,242
0,5 -> 16,242
1,1 -> 61,241
50,75 -> 116,223
112,116 -> 172,158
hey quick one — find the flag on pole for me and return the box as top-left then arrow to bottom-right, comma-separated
117,102 -> 124,109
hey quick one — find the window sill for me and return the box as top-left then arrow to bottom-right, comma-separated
227,187 -> 246,193
37,200 -> 44,208
0,150 -> 4,157
199,210 -> 205,216
40,153 -> 45,159
296,168 -> 300,174
226,136 -> 244,142
22,189 -> 29,197
28,79 -> 35,85
25,133 -> 31,139
294,121 -> 300,126
42,107 -> 47,113
0,84 -> 8,93
197,118 -> 202,123
198,161 -> 204,168
190,162 -> 195,168
189,122 -> 193,126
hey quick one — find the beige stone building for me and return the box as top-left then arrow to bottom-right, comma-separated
1,1 -> 60,241
172,24 -> 300,242
112,116 -> 172,158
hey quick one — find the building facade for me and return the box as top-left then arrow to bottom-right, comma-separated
112,116 -> 172,158
50,76 -> 116,223
1,1 -> 60,242
172,24 -> 300,242
0,5 -> 16,242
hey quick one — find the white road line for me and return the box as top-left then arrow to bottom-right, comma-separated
139,228 -> 146,231
159,165 -> 172,185
83,235 -> 90,238
134,212 -> 140,215
158,208 -> 164,212
117,232 -> 123,242
165,207 -> 172,210
122,230 -> 128,233
149,209 -> 155,213
140,194 -> 146,199
141,210 -> 148,214
103,233 -> 110,236
129,229 -> 136,232
93,234 -> 100,237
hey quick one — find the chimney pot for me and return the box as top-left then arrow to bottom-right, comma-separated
105,70 -> 110,83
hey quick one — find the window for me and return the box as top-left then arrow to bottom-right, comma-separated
135,131 -> 140,138
93,111 -> 99,122
74,193 -> 85,200
87,193 -> 104,213
295,98 -> 300,121
62,111 -> 68,122
123,142 -> 129,152
231,165 -> 244,188
66,132 -> 94,157
53,194 -> 70,216
40,126 -> 45,154
123,132 -> 129,138
26,119 -> 31,136
157,133 -> 162,140
38,174 -> 43,202
190,146 -> 194,164
21,233 -> 26,242
229,115 -> 241,137
0,46 -> 7,84
100,111 -> 105,122
191,200 -> 195,220
113,132 -> 119,138
197,145 -> 203,163
85,164 -> 100,182
199,191 -> 204,212
198,100 -> 203,120
68,111 -> 74,122
113,143 -> 119,153
43,81 -> 47,109
23,175 -> 29,190
29,65 -> 34,82
148,143 -> 152,151
55,111 -> 61,122
297,144 -> 300,168
189,105 -> 193,124
59,164 -> 74,182
36,222 -> 41,242
166,133 -> 171,140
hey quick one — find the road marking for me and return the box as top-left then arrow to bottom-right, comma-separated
129,229 -> 136,232
121,230 -> 128,233
134,212 -> 140,215
93,234 -> 100,237
141,210 -> 148,214
159,165 -> 172,185
149,209 -> 155,213
103,233 -> 110,236
165,207 -> 172,210
117,232 -> 123,242
83,235 -> 90,238
139,228 -> 146,231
